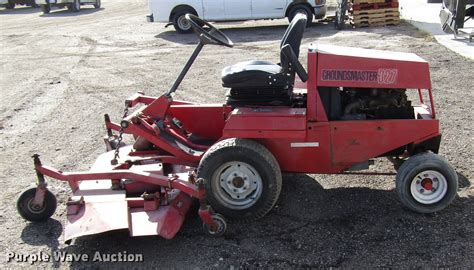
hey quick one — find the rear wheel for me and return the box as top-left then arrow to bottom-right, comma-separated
41,4 -> 50,14
93,0 -> 100,9
396,152 -> 458,213
288,4 -> 313,27
172,10 -> 194,34
198,138 -> 282,222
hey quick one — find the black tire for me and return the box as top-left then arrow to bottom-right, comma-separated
202,214 -> 227,237
172,10 -> 194,34
6,0 -> 15,9
17,188 -> 57,222
335,0 -> 347,30
93,0 -> 100,9
288,4 -> 313,27
41,4 -> 50,13
198,138 -> 282,222
71,0 -> 80,12
396,152 -> 458,213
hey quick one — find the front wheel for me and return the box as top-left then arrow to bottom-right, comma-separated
198,138 -> 282,222
288,4 -> 313,27
202,214 -> 227,237
396,152 -> 458,213
17,188 -> 57,222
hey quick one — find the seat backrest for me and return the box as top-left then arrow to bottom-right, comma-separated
280,14 -> 307,74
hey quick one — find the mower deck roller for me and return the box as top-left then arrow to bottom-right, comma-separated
18,13 -> 458,241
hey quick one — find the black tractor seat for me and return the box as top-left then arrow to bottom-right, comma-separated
222,14 -> 308,106
222,60 -> 288,89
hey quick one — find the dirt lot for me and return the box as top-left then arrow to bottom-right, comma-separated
0,0 -> 473,268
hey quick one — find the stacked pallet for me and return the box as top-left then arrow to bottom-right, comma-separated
350,0 -> 400,28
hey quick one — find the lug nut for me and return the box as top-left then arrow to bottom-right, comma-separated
420,189 -> 425,193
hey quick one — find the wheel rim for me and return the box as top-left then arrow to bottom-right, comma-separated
410,170 -> 448,204
212,161 -> 263,210
177,15 -> 191,31
207,217 -> 225,235
26,198 -> 46,214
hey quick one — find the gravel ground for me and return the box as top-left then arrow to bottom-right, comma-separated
0,0 -> 473,268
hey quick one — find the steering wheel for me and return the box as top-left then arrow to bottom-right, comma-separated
185,14 -> 234,48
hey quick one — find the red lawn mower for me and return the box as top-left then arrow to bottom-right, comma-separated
17,14 -> 458,241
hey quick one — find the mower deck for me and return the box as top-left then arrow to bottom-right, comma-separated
27,146 -> 225,241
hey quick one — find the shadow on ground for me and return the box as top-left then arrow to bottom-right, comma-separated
21,219 -> 63,268
0,6 -> 40,15
40,7 -> 103,17
156,21 -> 334,45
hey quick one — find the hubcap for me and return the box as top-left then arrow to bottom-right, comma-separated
177,15 -> 191,31
212,161 -> 263,210
27,198 -> 45,214
410,170 -> 448,204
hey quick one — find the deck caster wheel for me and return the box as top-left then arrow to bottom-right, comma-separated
17,188 -> 57,222
198,138 -> 282,222
203,214 -> 227,237
396,152 -> 458,213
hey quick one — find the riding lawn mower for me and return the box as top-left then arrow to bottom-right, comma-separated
17,14 -> 458,241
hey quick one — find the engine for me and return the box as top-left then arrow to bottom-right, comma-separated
318,87 -> 415,120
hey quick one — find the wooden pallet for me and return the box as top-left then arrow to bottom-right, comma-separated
352,1 -> 399,11
352,0 -> 386,4
352,10 -> 400,20
352,7 -> 399,15
351,17 -> 400,27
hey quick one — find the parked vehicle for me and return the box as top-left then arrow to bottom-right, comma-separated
1,0 -> 38,9
147,0 -> 327,33
440,0 -> 474,40
35,0 -> 100,14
